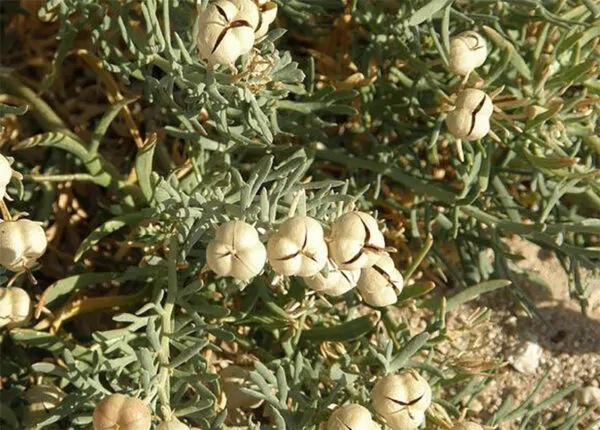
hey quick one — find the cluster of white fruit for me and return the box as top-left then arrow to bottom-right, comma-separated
0,153 -> 47,330
25,385 -> 213,430
196,0 -> 277,65
206,211 -> 405,307
89,366 -> 264,430
64,369 -> 477,430
328,369 -> 432,430
445,32 -> 494,146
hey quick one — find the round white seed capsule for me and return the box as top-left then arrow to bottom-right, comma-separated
449,31 -> 488,76
156,418 -> 190,430
267,216 -> 328,277
0,154 -> 13,201
329,212 -> 386,271
23,385 -> 65,428
303,259 -> 360,297
356,253 -> 403,307
92,394 -> 152,430
254,0 -> 278,39
206,220 -> 266,281
452,422 -> 484,430
0,219 -> 48,272
455,89 -> 494,117
229,0 -> 260,27
196,0 -> 258,65
371,370 -> 432,430
327,404 -> 378,430
219,365 -> 264,410
0,287 -> 32,329
231,0 -> 277,39
445,89 -> 494,141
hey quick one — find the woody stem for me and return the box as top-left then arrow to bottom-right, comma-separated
157,235 -> 179,417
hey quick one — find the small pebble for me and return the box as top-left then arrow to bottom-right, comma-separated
577,386 -> 600,409
507,340 -> 543,375
504,315 -> 518,328
469,398 -> 483,414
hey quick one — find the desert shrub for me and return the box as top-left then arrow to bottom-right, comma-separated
0,0 -> 598,429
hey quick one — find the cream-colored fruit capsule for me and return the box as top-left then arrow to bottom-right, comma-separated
254,0 -> 277,39
371,370 -> 432,430
303,259 -> 360,297
230,0 -> 277,39
0,153 -> 13,201
219,365 -> 264,410
23,385 -> 65,428
206,220 -> 266,280
0,287 -> 32,329
327,404 -> 379,430
229,0 -> 260,27
449,31 -> 488,77
329,212 -> 386,271
93,394 -> 152,430
452,422 -> 484,430
445,89 -> 494,141
156,418 -> 190,430
267,216 -> 328,277
196,0 -> 258,65
357,253 -> 403,307
0,219 -> 48,272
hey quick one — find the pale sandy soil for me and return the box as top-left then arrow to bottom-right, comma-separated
440,237 -> 600,428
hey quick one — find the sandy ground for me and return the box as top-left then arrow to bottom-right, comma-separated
438,237 -> 600,428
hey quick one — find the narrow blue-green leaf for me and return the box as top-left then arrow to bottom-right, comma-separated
15,132 -> 88,161
426,279 -> 512,311
409,0 -> 451,26
90,98 -> 136,153
170,340 -> 209,369
0,103 -> 27,116
74,212 -> 149,262
31,362 -> 69,378
135,134 -> 158,203
389,333 -> 429,373
483,26 -> 532,80
302,314 -> 379,342
40,272 -> 121,309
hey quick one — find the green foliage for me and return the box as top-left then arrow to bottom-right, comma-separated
0,0 -> 598,429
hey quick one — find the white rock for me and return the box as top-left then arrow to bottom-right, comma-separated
507,340 -> 543,374
504,315 -> 518,328
577,386 -> 600,409
468,398 -> 483,414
